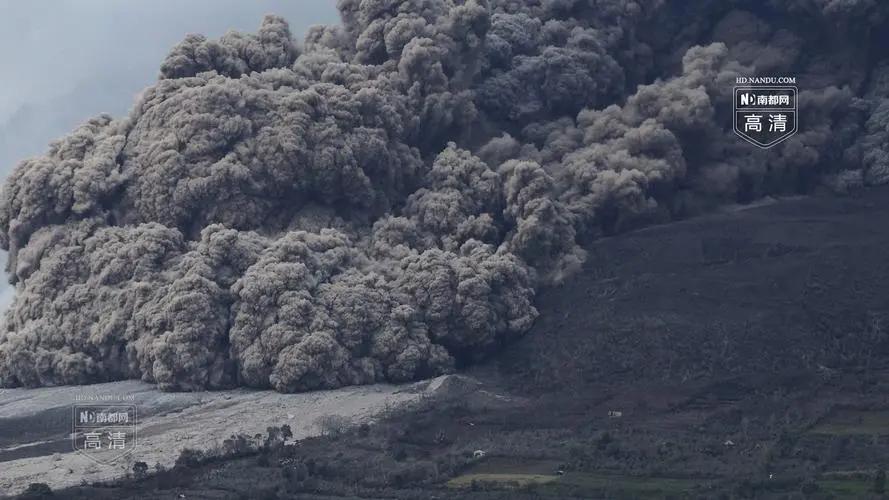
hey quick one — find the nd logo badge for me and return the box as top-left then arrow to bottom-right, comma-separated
734,86 -> 798,148
72,405 -> 138,464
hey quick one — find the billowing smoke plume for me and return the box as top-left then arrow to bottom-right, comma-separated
1,1 -> 888,392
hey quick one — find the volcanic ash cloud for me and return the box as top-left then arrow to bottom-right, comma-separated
1,1 -> 888,392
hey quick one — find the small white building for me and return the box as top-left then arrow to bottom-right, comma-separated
472,449 -> 486,459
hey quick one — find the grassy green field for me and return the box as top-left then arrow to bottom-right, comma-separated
446,473 -> 557,488
551,473 -> 703,496
447,461 -> 705,497
816,478 -> 874,497
809,410 -> 889,435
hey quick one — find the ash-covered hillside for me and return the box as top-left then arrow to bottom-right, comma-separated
493,186 -> 889,394
1,0 -> 888,393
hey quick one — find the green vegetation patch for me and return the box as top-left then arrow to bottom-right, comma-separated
447,473 -> 557,489
554,473 -> 703,495
816,478 -> 874,497
447,467 -> 704,497
809,410 -> 889,435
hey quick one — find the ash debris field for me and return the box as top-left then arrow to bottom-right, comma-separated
0,374 -> 505,496
19,184 -> 889,500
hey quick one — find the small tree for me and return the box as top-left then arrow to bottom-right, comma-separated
875,467 -> 886,494
223,434 -> 253,456
132,461 -> 149,479
265,426 -> 283,450
264,425 -> 294,450
281,424 -> 293,441
316,415 -> 351,437
23,483 -> 53,497
175,448 -> 204,468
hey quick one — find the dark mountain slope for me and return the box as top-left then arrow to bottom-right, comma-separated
490,187 -> 889,394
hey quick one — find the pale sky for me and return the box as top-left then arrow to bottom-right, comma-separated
0,0 -> 340,309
